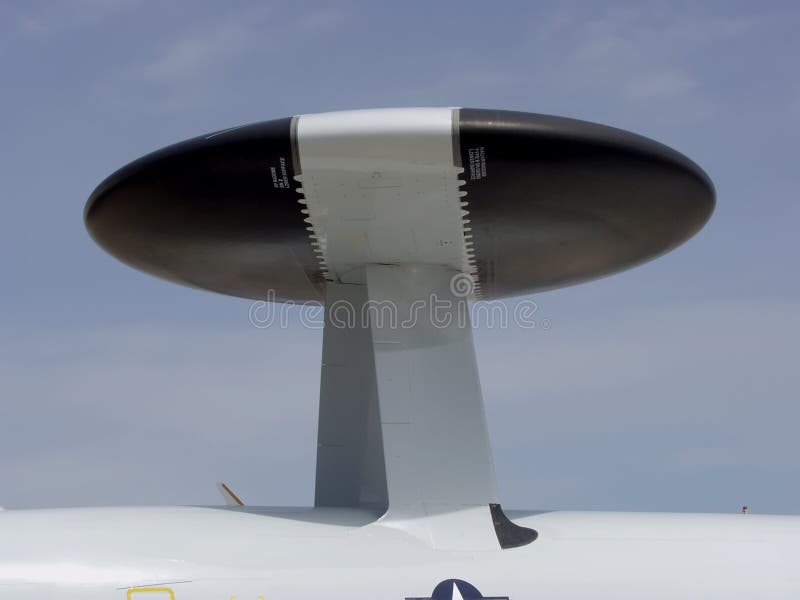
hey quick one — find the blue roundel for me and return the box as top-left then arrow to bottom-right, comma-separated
407,579 -> 508,600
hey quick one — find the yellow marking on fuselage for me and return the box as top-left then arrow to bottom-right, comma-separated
127,588 -> 175,599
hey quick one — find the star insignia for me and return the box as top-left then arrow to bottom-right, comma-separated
406,579 -> 509,600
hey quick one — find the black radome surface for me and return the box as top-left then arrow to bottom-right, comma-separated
85,109 -> 714,301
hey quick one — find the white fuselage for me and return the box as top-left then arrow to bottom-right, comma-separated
1,506 -> 798,599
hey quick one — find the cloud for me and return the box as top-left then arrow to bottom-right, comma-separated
15,0 -> 140,35
71,0 -> 142,25
18,15 -> 48,35
138,15 -> 259,86
89,7 -> 271,112
298,7 -> 348,33
93,6 -> 351,113
526,6 -> 747,110
369,4 -> 759,128
626,68 -> 696,99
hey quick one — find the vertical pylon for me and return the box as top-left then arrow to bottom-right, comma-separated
314,264 -> 526,549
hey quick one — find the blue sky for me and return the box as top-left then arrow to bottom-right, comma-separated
1,0 -> 799,513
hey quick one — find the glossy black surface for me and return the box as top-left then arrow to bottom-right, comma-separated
458,109 -> 715,298
86,118 -> 322,302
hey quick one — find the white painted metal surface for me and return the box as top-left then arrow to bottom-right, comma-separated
365,264 -> 500,551
315,279 -> 387,510
297,108 -> 476,288
1,506 -> 799,598
364,265 -> 498,518
314,265 -> 499,550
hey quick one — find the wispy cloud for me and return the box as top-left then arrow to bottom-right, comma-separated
298,7 -> 348,33
626,68 -> 696,100
15,0 -> 140,35
138,12 -> 264,86
18,15 -> 48,35
94,5 -> 352,113
524,6 -> 757,114
373,4 -> 760,128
